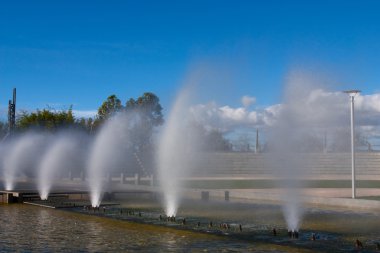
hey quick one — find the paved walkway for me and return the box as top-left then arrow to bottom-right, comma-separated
184,188 -> 380,211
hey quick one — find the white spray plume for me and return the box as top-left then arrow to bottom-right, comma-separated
87,112 -> 131,207
157,87 -> 192,216
157,67 -> 208,217
267,70 -> 343,231
283,188 -> 302,231
2,133 -> 47,191
37,133 -> 83,200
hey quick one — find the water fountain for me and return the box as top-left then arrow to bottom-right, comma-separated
0,81 -> 374,252
37,133 -> 83,200
266,72 -> 343,233
157,89 -> 189,217
2,132 -> 48,191
157,85 -> 203,217
87,112 -> 132,207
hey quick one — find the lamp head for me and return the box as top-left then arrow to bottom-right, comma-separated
343,90 -> 361,97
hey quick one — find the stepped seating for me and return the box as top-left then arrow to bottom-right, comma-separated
191,152 -> 380,178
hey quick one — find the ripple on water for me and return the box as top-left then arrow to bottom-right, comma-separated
2,203 -> 378,252
0,205 -> 290,252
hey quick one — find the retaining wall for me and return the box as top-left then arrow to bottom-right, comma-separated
191,152 -> 380,179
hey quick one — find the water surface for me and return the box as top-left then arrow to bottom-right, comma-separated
1,200 -> 379,252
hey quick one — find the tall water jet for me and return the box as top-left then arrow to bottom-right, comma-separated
267,71 -> 340,232
157,84 -> 203,217
2,132 -> 47,191
268,124 -> 305,232
87,112 -> 131,207
37,133 -> 83,200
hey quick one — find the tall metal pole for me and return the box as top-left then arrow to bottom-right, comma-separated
350,95 -> 356,199
344,90 -> 360,199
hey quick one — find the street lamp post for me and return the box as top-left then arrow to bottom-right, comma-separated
343,90 -> 361,199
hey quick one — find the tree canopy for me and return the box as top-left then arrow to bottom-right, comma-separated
188,122 -> 231,152
126,92 -> 164,127
97,94 -> 122,121
17,108 -> 75,131
125,92 -> 164,152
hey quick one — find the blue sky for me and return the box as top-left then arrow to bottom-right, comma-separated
1,0 -> 380,118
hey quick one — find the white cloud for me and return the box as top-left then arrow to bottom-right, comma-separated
219,106 -> 247,121
356,94 -> 380,113
261,104 -> 282,126
72,110 -> 97,118
188,91 -> 380,139
241,95 -> 256,107
189,102 -> 283,133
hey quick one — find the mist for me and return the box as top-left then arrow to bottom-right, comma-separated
266,70 -> 345,231
2,132 -> 48,191
37,131 -> 87,200
87,112 -> 132,207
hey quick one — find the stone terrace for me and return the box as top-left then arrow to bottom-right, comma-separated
191,152 -> 380,180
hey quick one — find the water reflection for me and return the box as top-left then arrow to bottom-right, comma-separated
0,203 -> 379,252
0,205 -> 268,252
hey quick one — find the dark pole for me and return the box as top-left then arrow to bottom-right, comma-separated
11,88 -> 16,132
8,100 -> 12,134
7,88 -> 16,136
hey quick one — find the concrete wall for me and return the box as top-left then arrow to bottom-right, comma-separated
182,188 -> 380,211
191,152 -> 380,179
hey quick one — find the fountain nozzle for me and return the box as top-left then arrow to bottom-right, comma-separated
288,230 -> 299,239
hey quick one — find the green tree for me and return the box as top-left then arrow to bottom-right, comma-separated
126,92 -> 163,126
97,95 -> 123,121
17,108 -> 75,131
76,117 -> 95,133
123,92 -> 164,175
205,129 -> 231,151
126,92 -> 164,152
188,122 -> 231,152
